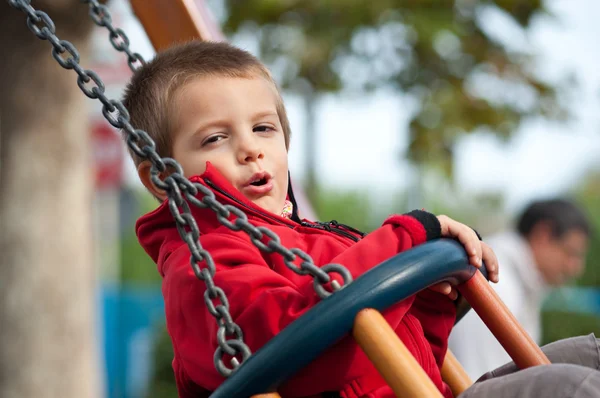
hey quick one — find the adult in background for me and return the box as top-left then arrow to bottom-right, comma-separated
449,198 -> 592,381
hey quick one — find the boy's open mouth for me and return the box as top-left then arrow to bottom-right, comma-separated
244,171 -> 272,189
250,177 -> 268,186
242,172 -> 274,196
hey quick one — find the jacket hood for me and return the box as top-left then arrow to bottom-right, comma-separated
136,162 -> 301,269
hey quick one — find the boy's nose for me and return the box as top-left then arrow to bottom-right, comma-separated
237,136 -> 264,163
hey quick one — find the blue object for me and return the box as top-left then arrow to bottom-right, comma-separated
544,287 -> 600,314
100,283 -> 165,398
211,238 -> 478,397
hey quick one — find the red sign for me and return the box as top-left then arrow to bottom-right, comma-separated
92,120 -> 124,190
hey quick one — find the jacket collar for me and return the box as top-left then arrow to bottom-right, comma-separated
136,162 -> 299,266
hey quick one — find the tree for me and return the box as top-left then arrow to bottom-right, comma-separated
221,0 -> 567,188
0,2 -> 100,397
574,170 -> 600,287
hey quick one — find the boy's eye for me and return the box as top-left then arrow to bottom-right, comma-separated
253,125 -> 274,133
203,135 -> 225,146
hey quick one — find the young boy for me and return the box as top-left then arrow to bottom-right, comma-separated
124,41 -> 598,397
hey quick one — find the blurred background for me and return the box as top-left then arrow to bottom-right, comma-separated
2,0 -> 600,397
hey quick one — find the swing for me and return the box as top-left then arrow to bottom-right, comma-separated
7,1 -> 552,397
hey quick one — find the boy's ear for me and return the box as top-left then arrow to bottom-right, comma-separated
138,160 -> 168,201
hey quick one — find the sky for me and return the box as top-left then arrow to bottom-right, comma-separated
96,0 -> 600,213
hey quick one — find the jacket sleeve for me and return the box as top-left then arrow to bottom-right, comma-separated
409,289 -> 457,368
408,221 -> 481,368
164,210 -> 441,396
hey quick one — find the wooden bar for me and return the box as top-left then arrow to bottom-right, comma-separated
441,349 -> 472,397
129,0 -> 223,51
458,272 -> 551,369
353,309 -> 443,398
251,393 -> 281,398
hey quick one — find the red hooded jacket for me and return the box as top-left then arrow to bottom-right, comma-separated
136,163 -> 456,398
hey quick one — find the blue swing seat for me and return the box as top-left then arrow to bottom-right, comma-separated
211,239 -> 482,397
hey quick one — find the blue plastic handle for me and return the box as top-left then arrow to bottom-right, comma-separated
211,239 -> 477,397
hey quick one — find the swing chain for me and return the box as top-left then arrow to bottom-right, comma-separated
155,166 -> 353,299
8,0 -> 352,377
7,0 -> 248,377
81,0 -> 145,72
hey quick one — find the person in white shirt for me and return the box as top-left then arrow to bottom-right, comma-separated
449,198 -> 592,381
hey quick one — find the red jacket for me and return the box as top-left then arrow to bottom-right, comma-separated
136,163 -> 456,398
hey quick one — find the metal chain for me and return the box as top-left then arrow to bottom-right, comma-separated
80,0 -> 145,72
8,0 -> 353,377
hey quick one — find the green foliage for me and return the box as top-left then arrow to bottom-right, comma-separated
221,0 -> 567,176
120,190 -> 161,284
311,186 -> 405,232
121,232 -> 161,284
573,171 -> 600,287
541,310 -> 600,346
311,178 -> 507,236
146,323 -> 178,398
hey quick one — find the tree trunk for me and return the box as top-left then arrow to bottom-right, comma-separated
0,2 -> 100,398
303,89 -> 319,208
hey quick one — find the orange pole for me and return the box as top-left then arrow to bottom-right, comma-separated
457,272 -> 551,369
251,394 -> 281,398
130,0 -> 216,51
441,350 -> 472,396
353,309 -> 443,398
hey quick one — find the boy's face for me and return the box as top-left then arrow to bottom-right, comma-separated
170,76 -> 289,215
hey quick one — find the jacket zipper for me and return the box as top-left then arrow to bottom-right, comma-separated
309,221 -> 361,242
204,179 -> 361,242
327,220 -> 366,238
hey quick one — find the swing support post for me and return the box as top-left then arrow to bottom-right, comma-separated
353,309 -> 444,398
457,272 -> 551,369
129,0 -> 224,50
351,271 -> 551,398
439,271 -> 551,397
441,349 -> 473,396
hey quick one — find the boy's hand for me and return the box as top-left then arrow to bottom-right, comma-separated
428,215 -> 499,300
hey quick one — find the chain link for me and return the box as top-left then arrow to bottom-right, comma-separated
8,0 -> 353,378
81,0 -> 145,72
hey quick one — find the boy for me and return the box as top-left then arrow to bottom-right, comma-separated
124,41 -> 598,397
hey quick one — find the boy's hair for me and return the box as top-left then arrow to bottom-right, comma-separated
122,40 -> 291,167
517,198 -> 592,239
